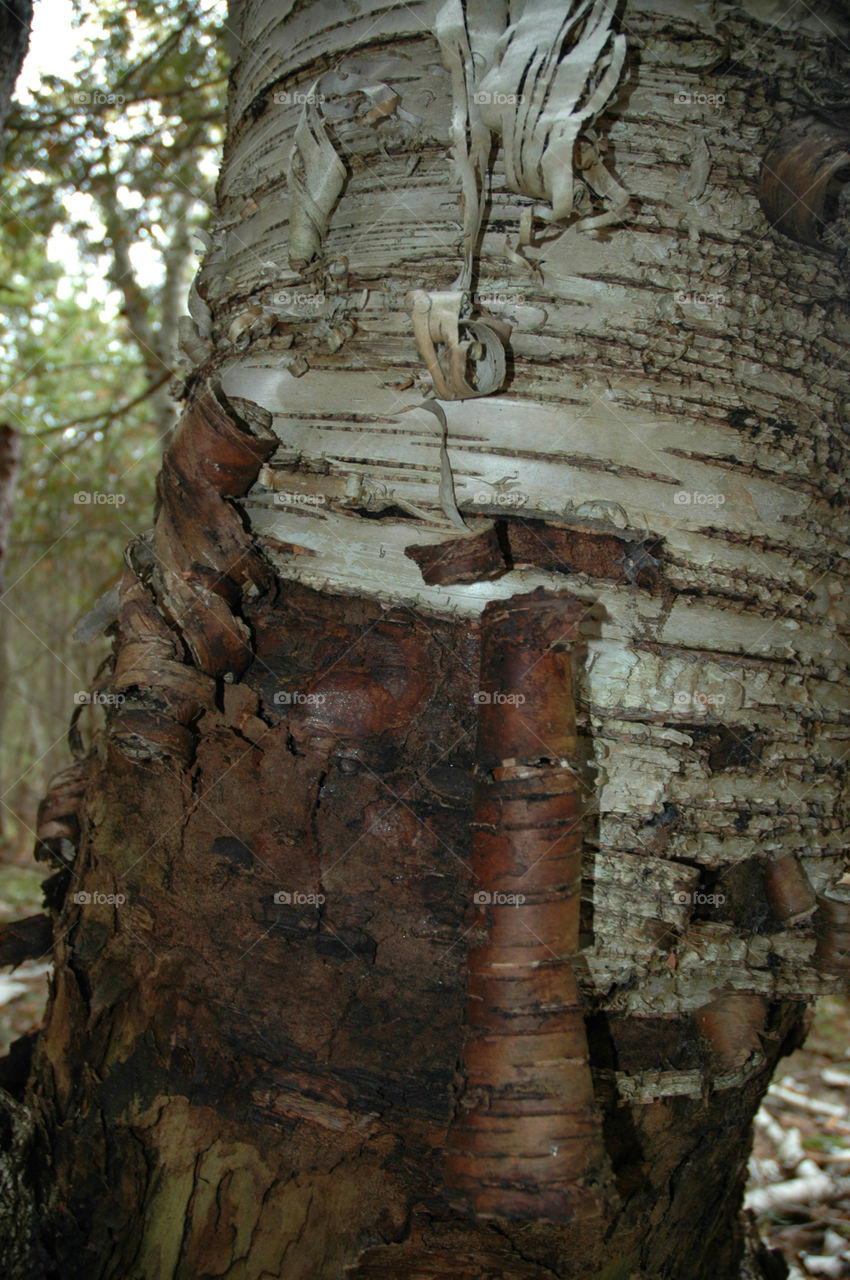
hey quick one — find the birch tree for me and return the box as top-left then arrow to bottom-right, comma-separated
4,0 -> 850,1276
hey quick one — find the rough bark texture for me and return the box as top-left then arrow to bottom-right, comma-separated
0,0 -> 31,144
22,531 -> 808,1279
446,590 -> 615,1223
0,425 -> 21,838
4,1 -> 850,1277
0,426 -> 20,593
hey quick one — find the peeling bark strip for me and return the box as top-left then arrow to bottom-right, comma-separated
475,0 -> 627,226
695,993 -> 768,1072
154,387 -> 276,677
763,854 -> 817,926
759,116 -> 850,250
405,524 -> 506,586
447,587 -> 614,1220
34,759 -> 90,865
408,290 -> 510,400
508,521 -> 662,591
108,386 -> 276,763
109,565 -> 216,764
406,0 -> 628,402
19,3 -> 850,1276
0,915 -> 52,967
406,519 -> 664,590
0,423 -> 20,592
814,885 -> 850,981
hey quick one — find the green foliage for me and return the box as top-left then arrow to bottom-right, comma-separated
5,0 -> 226,263
0,0 -> 226,841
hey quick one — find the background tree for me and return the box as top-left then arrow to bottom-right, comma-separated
0,0 -> 30,842
0,0 -> 32,141
3,0 -> 850,1277
0,0 -> 225,839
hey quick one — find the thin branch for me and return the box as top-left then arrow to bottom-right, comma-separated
8,85 -> 227,131
33,371 -> 173,438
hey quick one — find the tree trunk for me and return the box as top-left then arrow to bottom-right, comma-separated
0,424 -> 21,841
6,2 -> 850,1277
0,0 -> 31,143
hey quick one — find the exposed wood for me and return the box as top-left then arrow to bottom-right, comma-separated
759,117 -> 850,251
0,425 -> 20,593
446,589 -> 613,1221
11,1 -> 850,1277
0,0 -> 31,142
0,916 -> 52,969
34,759 -> 90,869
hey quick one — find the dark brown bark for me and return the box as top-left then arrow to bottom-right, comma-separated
406,520 -> 664,592
0,390 -> 799,1280
0,425 -> 21,839
5,1 -> 850,1276
759,117 -> 850,251
0,915 -> 52,968
0,426 -> 19,593
446,590 -> 614,1222
0,2 -> 31,144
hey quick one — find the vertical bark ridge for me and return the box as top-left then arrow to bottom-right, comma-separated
447,587 -> 615,1220
106,383 -> 276,765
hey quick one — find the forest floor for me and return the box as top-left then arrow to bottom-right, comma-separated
748,995 -> 850,1279
0,852 -> 49,1058
1,842 -> 848,1277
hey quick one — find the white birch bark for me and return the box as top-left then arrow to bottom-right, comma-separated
191,0 -> 850,1097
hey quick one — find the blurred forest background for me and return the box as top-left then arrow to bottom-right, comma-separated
0,0 -> 226,861
0,4 -> 848,1276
